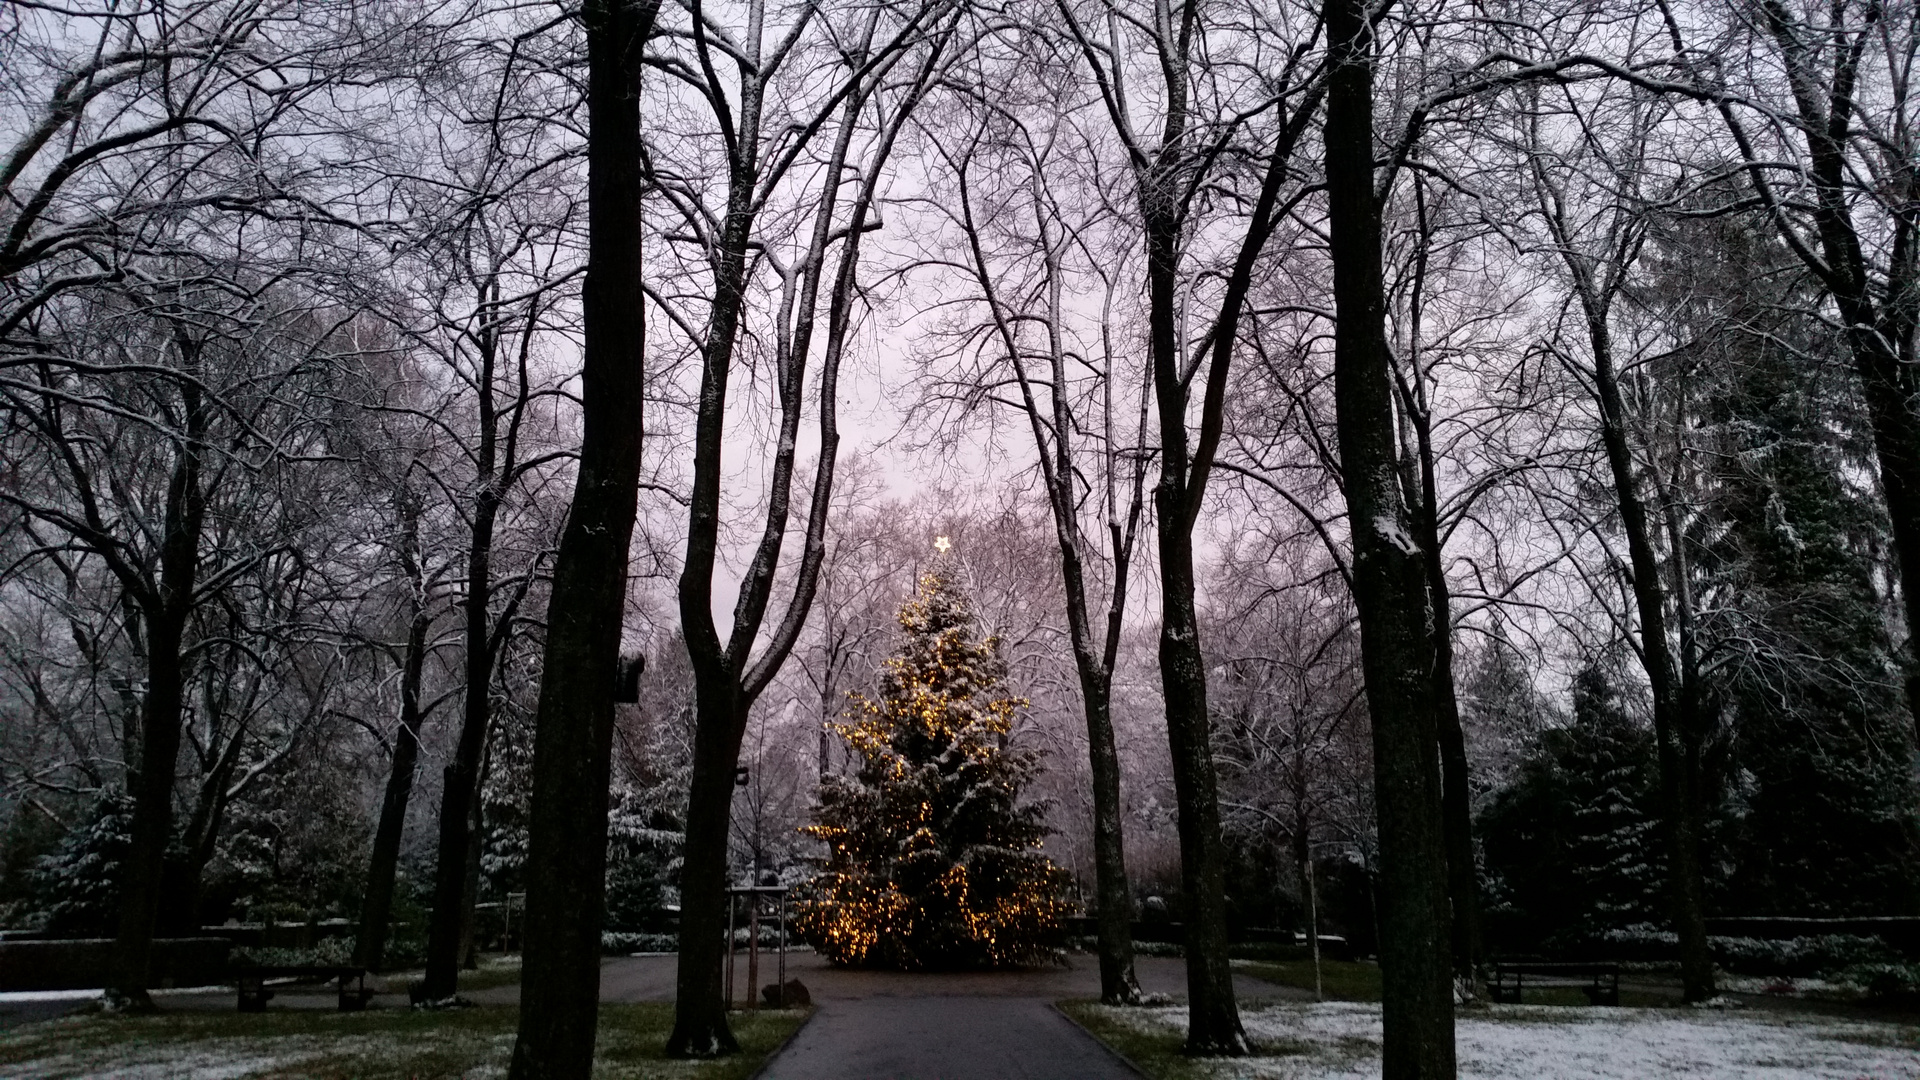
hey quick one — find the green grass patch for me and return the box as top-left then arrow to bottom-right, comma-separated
1054,1001 -> 1214,1080
453,954 -> 527,993
370,952 -> 525,994
1238,958 -> 1384,1002
1056,1001 -> 1315,1080
0,1002 -> 806,1079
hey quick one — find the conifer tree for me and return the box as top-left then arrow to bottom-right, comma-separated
796,553 -> 1072,970
1658,210 -> 1920,916
1479,662 -> 1665,949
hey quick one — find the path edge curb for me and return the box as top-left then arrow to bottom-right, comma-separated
745,1006 -> 819,1080
1050,1001 -> 1156,1080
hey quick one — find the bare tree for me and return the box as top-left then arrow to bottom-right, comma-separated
1321,0 -> 1456,1072
505,0 -> 662,1072
1052,0 -> 1328,1050
654,0 -> 960,1055
914,63 -> 1153,1002
1698,0 -> 1920,721
1510,66 -> 1717,1002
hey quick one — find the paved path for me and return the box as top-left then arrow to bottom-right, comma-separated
758,995 -> 1138,1080
728,951 -> 1299,1080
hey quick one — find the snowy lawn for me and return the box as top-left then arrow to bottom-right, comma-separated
1062,999 -> 1920,1080
0,1002 -> 805,1080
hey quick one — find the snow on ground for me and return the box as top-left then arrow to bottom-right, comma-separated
1717,973 -> 1860,1000
6,1045 -> 329,1080
0,986 -> 231,1004
1092,1000 -> 1920,1080
0,1020 -> 514,1080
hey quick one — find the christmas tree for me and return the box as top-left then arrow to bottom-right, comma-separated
795,547 -> 1071,969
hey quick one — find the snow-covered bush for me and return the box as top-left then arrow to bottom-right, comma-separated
29,794 -> 133,934
1593,925 -> 1901,976
1712,934 -> 1897,976
1845,962 -> 1920,1000
600,930 -> 679,954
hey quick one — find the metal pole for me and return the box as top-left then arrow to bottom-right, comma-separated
725,889 -> 736,1011
777,890 -> 786,1000
1307,852 -> 1324,1002
748,891 -> 761,1012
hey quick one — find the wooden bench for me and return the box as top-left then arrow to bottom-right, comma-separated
233,965 -> 373,1012
1489,961 -> 1621,1006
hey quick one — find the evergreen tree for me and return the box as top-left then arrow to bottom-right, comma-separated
795,558 -> 1071,969
1659,209 -> 1920,916
31,794 -> 133,935
1704,308 -> 1920,916
1479,661 -> 1664,949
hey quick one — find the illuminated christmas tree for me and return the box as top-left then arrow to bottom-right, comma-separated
795,545 -> 1071,969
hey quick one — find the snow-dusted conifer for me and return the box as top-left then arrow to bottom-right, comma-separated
795,556 -> 1070,969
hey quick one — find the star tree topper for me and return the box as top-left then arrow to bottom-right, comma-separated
934,535 -> 952,554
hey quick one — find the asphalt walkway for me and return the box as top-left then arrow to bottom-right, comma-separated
723,951 -> 1297,1080
757,995 -> 1137,1080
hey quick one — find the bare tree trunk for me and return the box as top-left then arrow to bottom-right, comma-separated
1583,312 -> 1714,1003
1428,573 -> 1480,994
112,607 -> 191,1008
424,480 -> 504,997
1402,407 -> 1480,994
956,130 -> 1144,1006
355,681 -> 426,972
1053,0 -> 1323,1044
1080,675 -> 1140,1004
1395,174 -> 1482,995
666,10 -> 948,1054
110,360 -> 207,1011
156,725 -> 246,936
1322,0 -> 1455,1074
356,516 -> 435,973
505,0 -> 659,1072
459,736 -> 491,968
669,686 -> 747,1056
1151,506 -> 1244,1051
665,153 -> 758,1057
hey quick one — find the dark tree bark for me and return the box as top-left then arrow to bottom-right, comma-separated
666,11 -> 949,1054
459,735 -> 490,968
1395,176 -> 1481,992
423,242 -> 555,1000
155,703 -> 249,936
355,553 -> 436,972
421,593 -> 493,995
1322,0 -> 1456,1074
951,133 -> 1146,1005
1524,106 -> 1716,1003
1121,7 -> 1244,1038
423,393 -> 511,998
1580,312 -> 1715,1002
109,344 -> 209,1010
113,606 -> 194,1008
504,0 -> 660,1072
1055,0 -> 1323,1048
1425,537 -> 1481,992
1038,358 -> 1145,1007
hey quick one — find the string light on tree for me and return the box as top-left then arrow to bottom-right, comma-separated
793,560 -> 1070,969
